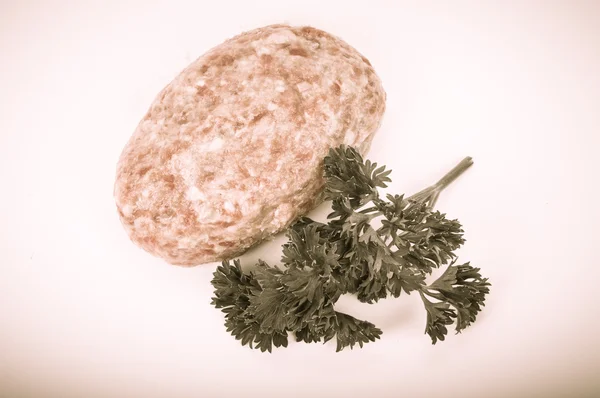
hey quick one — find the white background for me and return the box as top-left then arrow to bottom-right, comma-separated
1,1 -> 599,397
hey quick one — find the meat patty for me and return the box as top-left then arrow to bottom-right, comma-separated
114,24 -> 386,266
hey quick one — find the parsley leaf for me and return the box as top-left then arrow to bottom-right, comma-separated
423,262 -> 491,338
211,146 -> 490,351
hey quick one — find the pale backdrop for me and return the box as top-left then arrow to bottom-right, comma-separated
1,1 -> 599,397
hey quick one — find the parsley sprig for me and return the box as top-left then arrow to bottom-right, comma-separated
211,146 -> 490,352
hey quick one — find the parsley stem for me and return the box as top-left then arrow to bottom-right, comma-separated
408,157 -> 473,208
434,156 -> 474,192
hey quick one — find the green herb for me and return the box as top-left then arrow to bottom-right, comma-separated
211,145 -> 490,352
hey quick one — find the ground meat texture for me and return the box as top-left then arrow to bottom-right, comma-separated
114,24 -> 386,266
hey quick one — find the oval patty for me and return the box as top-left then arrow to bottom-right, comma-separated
114,24 -> 386,266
